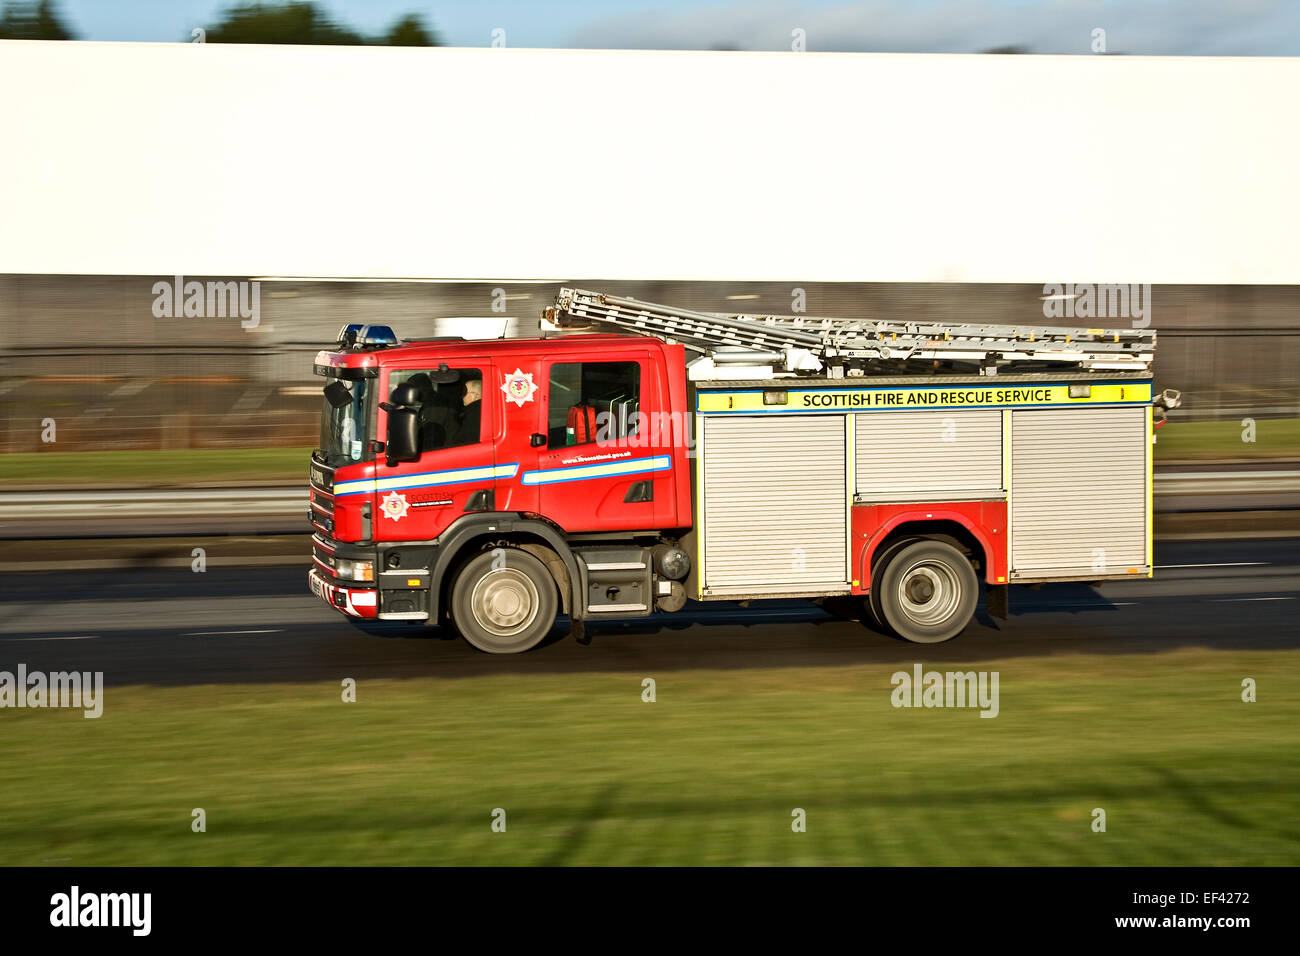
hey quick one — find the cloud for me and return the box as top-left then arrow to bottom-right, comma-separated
568,0 -> 1300,56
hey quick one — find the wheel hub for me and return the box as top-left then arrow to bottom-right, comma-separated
471,568 -> 539,637
906,576 -> 935,603
897,561 -> 961,626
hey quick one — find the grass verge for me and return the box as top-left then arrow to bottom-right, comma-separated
1156,418 -> 1300,461
2,647 -> 1296,865
0,447 -> 314,486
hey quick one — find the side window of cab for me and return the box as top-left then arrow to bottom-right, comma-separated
388,368 -> 485,451
547,361 -> 641,449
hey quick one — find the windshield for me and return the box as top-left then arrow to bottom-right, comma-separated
318,377 -> 371,467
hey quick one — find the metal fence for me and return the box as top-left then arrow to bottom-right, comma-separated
2,276 -> 1297,455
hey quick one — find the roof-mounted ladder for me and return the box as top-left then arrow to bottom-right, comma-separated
545,288 -> 1156,379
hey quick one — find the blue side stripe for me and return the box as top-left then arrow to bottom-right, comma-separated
334,462 -> 519,497
520,455 -> 671,486
333,454 -> 671,495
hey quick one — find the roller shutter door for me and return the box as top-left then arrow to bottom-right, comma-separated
1010,406 -> 1147,578
855,409 -> 1003,500
702,415 -> 848,593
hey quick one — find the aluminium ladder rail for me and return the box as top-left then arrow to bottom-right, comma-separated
546,288 -> 1156,377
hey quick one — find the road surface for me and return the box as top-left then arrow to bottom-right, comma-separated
1,538 -> 1296,686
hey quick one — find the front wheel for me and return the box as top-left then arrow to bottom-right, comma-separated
873,539 -> 978,644
450,548 -> 558,654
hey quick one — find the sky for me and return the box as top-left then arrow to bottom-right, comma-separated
37,0 -> 1300,55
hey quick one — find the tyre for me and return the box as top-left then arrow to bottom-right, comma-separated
450,547 -> 558,654
866,537 -> 922,633
873,539 -> 978,644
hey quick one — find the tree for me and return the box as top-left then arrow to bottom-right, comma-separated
383,14 -> 437,47
0,0 -> 76,39
204,2 -> 363,44
202,2 -> 438,46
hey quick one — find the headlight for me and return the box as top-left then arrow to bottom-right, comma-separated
335,558 -> 374,582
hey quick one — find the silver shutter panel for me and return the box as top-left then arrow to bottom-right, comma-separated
702,415 -> 848,593
855,409 -> 1003,500
1010,406 -> 1147,578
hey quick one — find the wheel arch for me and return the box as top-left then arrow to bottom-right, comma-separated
862,513 -> 997,587
430,514 -> 580,621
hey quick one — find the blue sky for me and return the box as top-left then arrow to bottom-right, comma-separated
41,0 -> 1300,54
55,0 -> 596,46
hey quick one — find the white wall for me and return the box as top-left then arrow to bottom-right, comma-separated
1,41 -> 1296,283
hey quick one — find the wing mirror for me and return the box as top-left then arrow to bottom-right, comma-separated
381,383 -> 422,467
323,381 -> 353,408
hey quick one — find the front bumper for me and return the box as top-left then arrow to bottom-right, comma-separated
308,568 -> 378,619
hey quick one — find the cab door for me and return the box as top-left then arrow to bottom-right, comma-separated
369,358 -> 498,542
490,359 -> 543,517
531,353 -> 668,532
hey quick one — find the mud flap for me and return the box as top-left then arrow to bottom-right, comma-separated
986,583 -> 1009,620
571,618 -> 590,645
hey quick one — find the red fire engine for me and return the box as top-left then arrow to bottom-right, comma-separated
309,289 -> 1177,653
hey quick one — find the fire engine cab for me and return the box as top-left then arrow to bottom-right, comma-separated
309,288 -> 1178,653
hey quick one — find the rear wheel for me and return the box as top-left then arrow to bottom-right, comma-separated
873,539 -> 977,644
451,548 -> 557,654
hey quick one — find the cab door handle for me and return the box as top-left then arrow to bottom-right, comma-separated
530,433 -> 546,447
